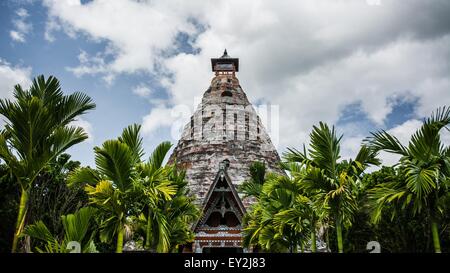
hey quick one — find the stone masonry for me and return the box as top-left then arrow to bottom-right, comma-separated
168,50 -> 284,209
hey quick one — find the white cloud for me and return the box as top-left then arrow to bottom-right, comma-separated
70,50 -> 106,75
42,0 -> 450,156
0,59 -> 31,99
132,84 -> 152,98
142,106 -> 174,135
10,8 -> 32,43
44,0 -> 203,80
387,119 -> 423,146
141,103 -> 191,140
10,31 -> 25,43
44,17 -> 61,42
70,117 -> 94,143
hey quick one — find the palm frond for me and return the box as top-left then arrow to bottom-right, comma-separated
94,140 -> 134,191
238,162 -> 267,198
403,161 -> 438,200
57,92 -> 96,126
368,181 -> 409,223
118,124 -> 144,163
308,122 -> 342,177
239,180 -> 263,199
354,145 -> 381,171
61,207 -> 97,243
283,145 -> 310,165
67,167 -> 101,187
153,209 -> 171,253
23,221 -> 55,243
249,161 -> 266,185
366,130 -> 408,156
149,141 -> 172,169
50,126 -> 88,156
408,107 -> 450,162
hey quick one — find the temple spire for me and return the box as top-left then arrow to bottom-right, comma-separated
211,49 -> 239,74
222,49 -> 228,58
169,51 -> 284,253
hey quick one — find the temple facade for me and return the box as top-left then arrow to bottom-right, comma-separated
168,50 -> 283,253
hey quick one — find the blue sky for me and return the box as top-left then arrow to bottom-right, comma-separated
1,0 -> 449,167
1,0 -> 172,166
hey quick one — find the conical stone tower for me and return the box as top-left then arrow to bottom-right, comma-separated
169,50 -> 283,253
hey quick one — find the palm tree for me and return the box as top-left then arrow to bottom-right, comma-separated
23,207 -> 97,253
243,173 -> 311,253
269,175 -> 313,253
239,161 -> 267,199
134,141 -> 177,252
0,75 -> 95,252
366,106 -> 450,253
69,125 -> 179,253
69,124 -> 145,253
284,122 -> 380,253
133,143 -> 199,253
152,166 -> 199,252
279,162 -> 325,253
241,161 -> 322,253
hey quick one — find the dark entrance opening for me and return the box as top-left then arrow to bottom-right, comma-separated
203,247 -> 243,253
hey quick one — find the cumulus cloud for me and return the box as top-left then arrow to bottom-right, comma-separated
10,8 -> 32,43
43,0 -> 203,80
42,0 -> 450,162
0,59 -> 31,99
67,50 -> 116,84
141,103 -> 192,140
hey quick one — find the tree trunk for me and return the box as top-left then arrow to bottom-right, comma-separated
311,229 -> 317,253
116,225 -> 124,253
12,188 -> 28,253
336,219 -> 343,253
145,208 -> 152,249
431,220 -> 441,253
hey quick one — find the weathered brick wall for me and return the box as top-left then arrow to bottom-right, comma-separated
169,74 -> 284,208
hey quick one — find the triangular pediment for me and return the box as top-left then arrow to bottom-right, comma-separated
194,161 -> 246,232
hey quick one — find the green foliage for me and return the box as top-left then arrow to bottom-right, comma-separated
132,142 -> 199,253
366,106 -> 450,252
0,164 -> 19,252
283,122 -> 379,253
346,166 -> 450,253
1,74 -> 449,254
0,75 -> 95,189
68,125 -> 199,253
239,161 -> 266,199
27,154 -> 88,240
23,207 -> 97,253
243,167 -> 314,253
0,75 -> 95,252
70,124 -> 147,252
